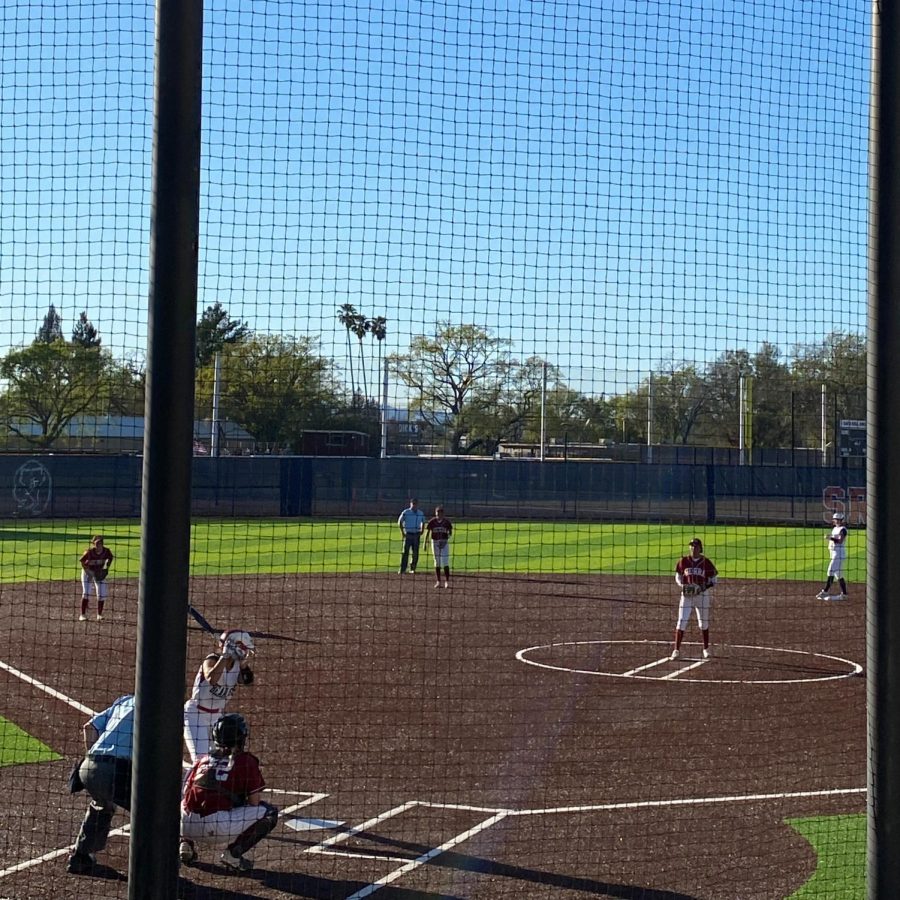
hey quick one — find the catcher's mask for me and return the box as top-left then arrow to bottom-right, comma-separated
212,713 -> 249,752
219,628 -> 256,658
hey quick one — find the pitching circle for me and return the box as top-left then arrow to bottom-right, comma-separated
515,639 -> 863,684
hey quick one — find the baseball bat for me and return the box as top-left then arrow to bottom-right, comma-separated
187,603 -> 216,635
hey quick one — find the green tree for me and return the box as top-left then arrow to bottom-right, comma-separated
71,311 -> 101,348
196,302 -> 251,366
791,332 -> 866,448
195,334 -> 337,452
642,363 -> 707,445
0,340 -> 110,447
106,355 -> 146,417
389,323 -> 512,454
36,305 -> 63,343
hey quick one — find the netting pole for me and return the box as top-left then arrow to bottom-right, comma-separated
128,0 -> 203,897
868,0 -> 900,895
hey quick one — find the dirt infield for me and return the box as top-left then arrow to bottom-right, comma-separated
0,572 -> 865,899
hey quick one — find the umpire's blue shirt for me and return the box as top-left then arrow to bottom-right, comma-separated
88,694 -> 136,759
398,508 -> 425,534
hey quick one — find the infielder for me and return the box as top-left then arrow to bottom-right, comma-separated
426,506 -> 453,588
79,535 -> 113,621
671,538 -> 718,660
180,712 -> 278,872
817,511 -> 849,600
397,497 -> 426,574
183,629 -> 255,763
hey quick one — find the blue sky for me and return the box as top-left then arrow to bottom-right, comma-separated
0,0 -> 869,399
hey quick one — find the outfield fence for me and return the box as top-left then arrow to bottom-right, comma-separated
1,453 -> 865,526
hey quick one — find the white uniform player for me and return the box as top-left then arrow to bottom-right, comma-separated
183,629 -> 255,762
816,512 -> 849,600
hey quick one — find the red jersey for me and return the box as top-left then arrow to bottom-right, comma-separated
675,554 -> 717,589
80,546 -> 113,576
426,516 -> 452,542
182,750 -> 265,816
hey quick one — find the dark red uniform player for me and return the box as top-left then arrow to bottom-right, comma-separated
426,507 -> 453,588
180,713 -> 278,872
671,538 -> 718,660
79,535 -> 113,621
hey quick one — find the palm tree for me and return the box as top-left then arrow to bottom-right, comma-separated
337,304 -> 358,403
350,312 -> 370,400
368,316 -> 388,397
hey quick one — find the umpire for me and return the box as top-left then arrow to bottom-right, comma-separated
397,498 -> 426,574
67,694 -> 135,874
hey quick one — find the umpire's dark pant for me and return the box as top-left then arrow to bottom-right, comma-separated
400,534 -> 421,572
74,755 -> 132,855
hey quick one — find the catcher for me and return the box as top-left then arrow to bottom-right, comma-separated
79,535 -> 113,621
179,712 -> 278,872
670,538 -> 718,661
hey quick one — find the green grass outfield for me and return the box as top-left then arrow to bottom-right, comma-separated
0,519 -> 865,584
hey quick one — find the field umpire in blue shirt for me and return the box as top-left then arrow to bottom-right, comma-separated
397,498 -> 426,574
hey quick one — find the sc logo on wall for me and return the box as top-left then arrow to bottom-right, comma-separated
823,485 -> 865,525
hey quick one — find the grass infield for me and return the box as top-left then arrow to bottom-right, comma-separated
0,518 -> 866,584
786,814 -> 865,899
0,717 -> 60,768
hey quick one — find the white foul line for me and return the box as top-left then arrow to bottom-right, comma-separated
343,812 -> 509,900
0,659 -> 95,716
322,786 -> 865,897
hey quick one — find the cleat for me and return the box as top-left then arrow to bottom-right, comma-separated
670,649 -> 680,660
220,849 -> 252,872
409,569 -> 415,574
702,648 -> 712,659
179,839 -> 197,864
443,581 -> 449,588
398,570 -> 405,575
78,614 -> 87,622
96,613 -> 104,621
66,851 -> 96,874
815,591 -> 828,600
434,581 -> 441,588
839,594 -> 849,601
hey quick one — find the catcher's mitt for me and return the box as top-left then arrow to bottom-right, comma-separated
95,569 -> 108,582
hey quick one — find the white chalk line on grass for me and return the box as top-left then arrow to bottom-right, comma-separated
0,659 -> 95,716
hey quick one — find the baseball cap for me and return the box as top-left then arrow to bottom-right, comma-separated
832,512 -> 845,520
689,538 -> 703,548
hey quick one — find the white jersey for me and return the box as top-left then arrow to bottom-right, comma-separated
184,654 -> 241,715
829,524 -> 848,557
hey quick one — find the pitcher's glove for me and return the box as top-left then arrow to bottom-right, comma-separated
95,569 -> 108,582
238,665 -> 254,685
682,583 -> 702,596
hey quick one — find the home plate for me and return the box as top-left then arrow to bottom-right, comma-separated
284,817 -> 345,831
